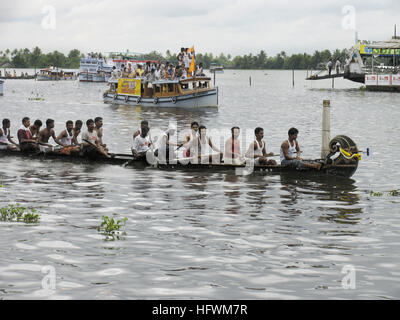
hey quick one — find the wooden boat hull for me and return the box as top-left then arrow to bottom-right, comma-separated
103,88 -> 218,108
0,149 -> 358,178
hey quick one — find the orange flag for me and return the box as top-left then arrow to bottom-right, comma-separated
188,46 -> 196,74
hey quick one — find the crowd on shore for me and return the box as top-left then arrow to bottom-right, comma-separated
1,117 -> 322,170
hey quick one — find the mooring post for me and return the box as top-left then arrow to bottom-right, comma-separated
292,69 -> 294,87
321,100 -> 331,159
213,71 -> 216,86
249,76 -> 251,86
332,77 -> 334,89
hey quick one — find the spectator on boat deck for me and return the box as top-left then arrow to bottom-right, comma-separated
122,67 -> 129,78
136,65 -> 144,77
178,48 -> 185,64
127,63 -> 133,74
327,59 -> 333,75
146,68 -> 156,83
174,65 -> 183,80
335,60 -> 341,74
196,63 -> 205,76
111,66 -> 118,79
155,65 -> 161,80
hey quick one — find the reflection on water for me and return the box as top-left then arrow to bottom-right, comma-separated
1,70 -> 400,299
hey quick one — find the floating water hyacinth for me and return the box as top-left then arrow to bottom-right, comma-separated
97,215 -> 128,240
28,92 -> 45,101
0,204 -> 40,223
370,189 -> 399,197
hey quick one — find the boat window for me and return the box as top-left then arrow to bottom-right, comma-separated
168,83 -> 174,92
154,85 -> 161,93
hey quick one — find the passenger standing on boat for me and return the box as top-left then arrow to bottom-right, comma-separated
17,117 -> 39,153
57,120 -> 80,155
38,119 -> 67,152
29,119 -> 42,140
224,126 -> 244,164
280,127 -> 322,170
72,120 -> 83,146
81,119 -> 111,158
174,65 -> 183,80
178,48 -> 185,65
111,66 -> 118,79
327,59 -> 333,75
155,65 -> 161,80
0,119 -> 19,150
131,126 -> 152,159
245,127 -> 277,165
136,65 -> 144,77
335,60 -> 341,74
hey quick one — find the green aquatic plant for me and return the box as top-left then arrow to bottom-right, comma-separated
388,189 -> 399,196
370,191 -> 383,197
0,204 -> 40,223
97,215 -> 128,240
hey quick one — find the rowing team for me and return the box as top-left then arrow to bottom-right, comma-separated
1,117 -> 322,169
0,117 -> 113,158
132,121 -> 322,170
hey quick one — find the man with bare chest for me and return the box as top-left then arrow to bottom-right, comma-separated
38,118 -> 66,152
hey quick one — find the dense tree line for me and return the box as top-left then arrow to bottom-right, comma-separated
0,47 -> 351,70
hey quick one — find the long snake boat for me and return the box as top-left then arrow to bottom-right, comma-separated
0,136 -> 361,178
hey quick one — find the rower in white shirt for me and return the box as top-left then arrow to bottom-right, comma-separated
132,126 -> 152,159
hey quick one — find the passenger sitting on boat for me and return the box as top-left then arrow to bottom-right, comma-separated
17,117 -> 39,153
185,125 -> 223,164
57,120 -> 81,155
156,126 -> 183,163
0,119 -> 19,150
245,127 -> 277,165
182,121 -> 199,157
81,119 -> 111,158
196,63 -> 205,76
72,120 -> 83,146
38,118 -> 67,152
224,126 -> 244,165
132,126 -> 152,159
280,127 -> 322,170
94,117 -> 108,152
29,119 -> 42,140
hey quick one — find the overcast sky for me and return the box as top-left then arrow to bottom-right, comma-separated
1,0 -> 399,56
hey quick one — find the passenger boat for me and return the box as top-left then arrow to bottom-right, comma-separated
307,29 -> 400,91
103,76 -> 218,108
37,68 -> 76,81
78,57 -> 113,82
0,136 -> 360,178
0,75 -> 36,80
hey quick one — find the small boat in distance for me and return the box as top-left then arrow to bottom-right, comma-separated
78,57 -> 113,82
36,68 -> 76,81
103,76 -> 218,108
209,63 -> 224,74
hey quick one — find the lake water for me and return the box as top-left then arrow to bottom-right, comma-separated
0,70 -> 399,300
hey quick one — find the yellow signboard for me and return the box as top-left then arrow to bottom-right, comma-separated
360,44 -> 400,56
117,78 -> 141,96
